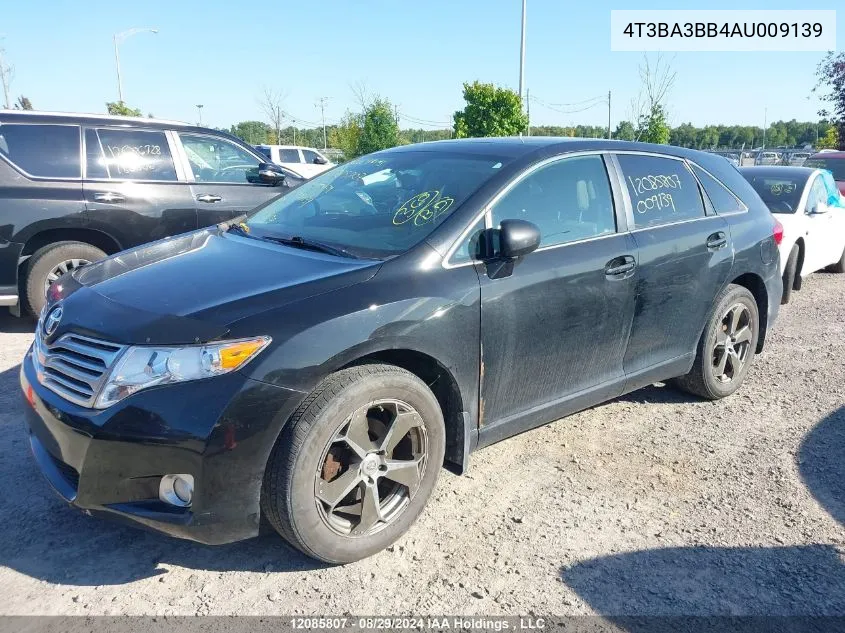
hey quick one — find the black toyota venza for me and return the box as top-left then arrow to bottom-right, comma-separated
21,139 -> 782,563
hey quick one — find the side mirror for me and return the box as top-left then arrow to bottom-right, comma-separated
498,219 -> 541,259
258,162 -> 286,185
314,155 -> 328,165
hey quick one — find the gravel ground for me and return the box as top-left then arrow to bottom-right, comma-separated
0,273 -> 842,616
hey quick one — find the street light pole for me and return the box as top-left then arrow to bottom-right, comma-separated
113,27 -> 158,103
196,104 -> 204,126
518,0 -> 526,104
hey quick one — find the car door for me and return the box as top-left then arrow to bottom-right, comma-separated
176,132 -> 285,226
83,127 -> 197,248
301,148 -> 328,177
476,153 -> 637,443
804,172 -> 840,271
277,147 -> 305,174
613,152 -> 733,384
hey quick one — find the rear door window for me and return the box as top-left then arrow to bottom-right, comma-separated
95,128 -> 177,181
278,148 -> 301,163
616,154 -> 705,228
0,123 -> 81,178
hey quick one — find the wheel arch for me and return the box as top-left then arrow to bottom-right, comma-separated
20,227 -> 123,259
340,348 -> 472,474
729,272 -> 768,353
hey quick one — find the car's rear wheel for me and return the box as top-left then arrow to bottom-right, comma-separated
781,245 -> 798,304
672,284 -> 759,400
23,241 -> 106,317
261,363 -> 445,563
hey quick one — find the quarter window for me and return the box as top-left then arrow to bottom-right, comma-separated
278,148 -> 301,163
96,129 -> 177,181
617,154 -> 705,228
450,215 -> 487,264
180,134 -> 261,183
691,164 -> 745,214
490,155 -> 616,248
302,149 -> 320,164
0,124 -> 80,178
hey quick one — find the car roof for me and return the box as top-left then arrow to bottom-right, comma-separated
256,144 -> 319,151
0,109 -> 212,134
739,166 -> 817,179
809,151 -> 845,159
376,137 -> 725,162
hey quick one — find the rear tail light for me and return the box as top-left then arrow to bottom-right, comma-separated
773,218 -> 784,246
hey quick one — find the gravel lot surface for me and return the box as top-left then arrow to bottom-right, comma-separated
0,274 -> 842,616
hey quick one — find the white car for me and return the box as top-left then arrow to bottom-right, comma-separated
254,145 -> 334,178
740,166 -> 845,303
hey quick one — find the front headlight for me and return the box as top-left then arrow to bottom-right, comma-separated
94,336 -> 271,409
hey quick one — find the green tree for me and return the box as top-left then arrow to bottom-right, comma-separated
613,121 -> 636,141
818,126 -> 839,149
106,101 -> 142,117
329,111 -> 362,159
815,51 -> 845,150
638,104 -> 670,144
453,81 -> 528,138
357,98 -> 399,155
230,120 -> 271,145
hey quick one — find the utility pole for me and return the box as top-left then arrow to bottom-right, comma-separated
762,107 -> 767,149
0,47 -> 12,110
518,0 -> 526,102
196,104 -> 203,126
316,97 -> 329,150
607,90 -> 612,139
526,88 -> 531,136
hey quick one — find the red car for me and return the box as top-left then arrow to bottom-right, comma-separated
805,151 -> 845,196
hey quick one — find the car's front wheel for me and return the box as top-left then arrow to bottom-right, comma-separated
261,363 -> 445,563
672,284 -> 760,400
23,241 -> 106,316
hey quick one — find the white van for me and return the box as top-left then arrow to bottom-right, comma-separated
255,145 -> 334,178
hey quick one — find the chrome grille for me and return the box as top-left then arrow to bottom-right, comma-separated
33,329 -> 126,408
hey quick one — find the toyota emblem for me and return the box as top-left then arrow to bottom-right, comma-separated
43,305 -> 63,337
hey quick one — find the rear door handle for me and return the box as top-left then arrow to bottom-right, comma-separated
706,231 -> 728,250
196,193 -> 222,203
92,192 -> 125,203
605,255 -> 636,278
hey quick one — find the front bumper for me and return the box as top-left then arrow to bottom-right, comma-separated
21,350 -> 304,545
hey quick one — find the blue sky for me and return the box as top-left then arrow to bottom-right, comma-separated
1,0 -> 841,131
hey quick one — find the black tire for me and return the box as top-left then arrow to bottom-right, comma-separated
828,245 -> 845,274
261,363 -> 446,564
22,241 -> 106,316
781,245 -> 798,304
672,284 -> 760,401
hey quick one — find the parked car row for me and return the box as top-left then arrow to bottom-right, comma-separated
0,111 -> 305,316
21,134 -> 788,563
254,144 -> 335,178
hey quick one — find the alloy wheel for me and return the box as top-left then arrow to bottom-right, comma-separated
44,258 -> 91,296
315,399 -> 427,537
712,303 -> 753,383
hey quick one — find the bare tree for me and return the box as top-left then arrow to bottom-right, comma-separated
258,87 -> 286,144
349,80 -> 371,112
0,44 -> 13,110
628,53 -> 677,141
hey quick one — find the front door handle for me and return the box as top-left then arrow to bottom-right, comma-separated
605,255 -> 636,278
196,193 -> 222,203
92,192 -> 125,203
706,231 -> 728,250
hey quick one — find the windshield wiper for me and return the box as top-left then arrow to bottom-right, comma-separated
218,214 -> 251,236
260,235 -> 358,259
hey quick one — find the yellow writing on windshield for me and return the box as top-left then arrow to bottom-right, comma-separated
393,191 -> 455,226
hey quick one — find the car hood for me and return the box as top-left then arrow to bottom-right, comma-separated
51,229 -> 380,345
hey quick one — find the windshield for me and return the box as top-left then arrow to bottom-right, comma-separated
804,158 -> 845,181
743,174 -> 806,213
246,150 -> 510,258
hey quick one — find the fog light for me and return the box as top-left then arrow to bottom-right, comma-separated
159,474 -> 194,507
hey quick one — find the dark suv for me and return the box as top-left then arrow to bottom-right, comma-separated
0,111 -> 302,316
21,138 -> 782,563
